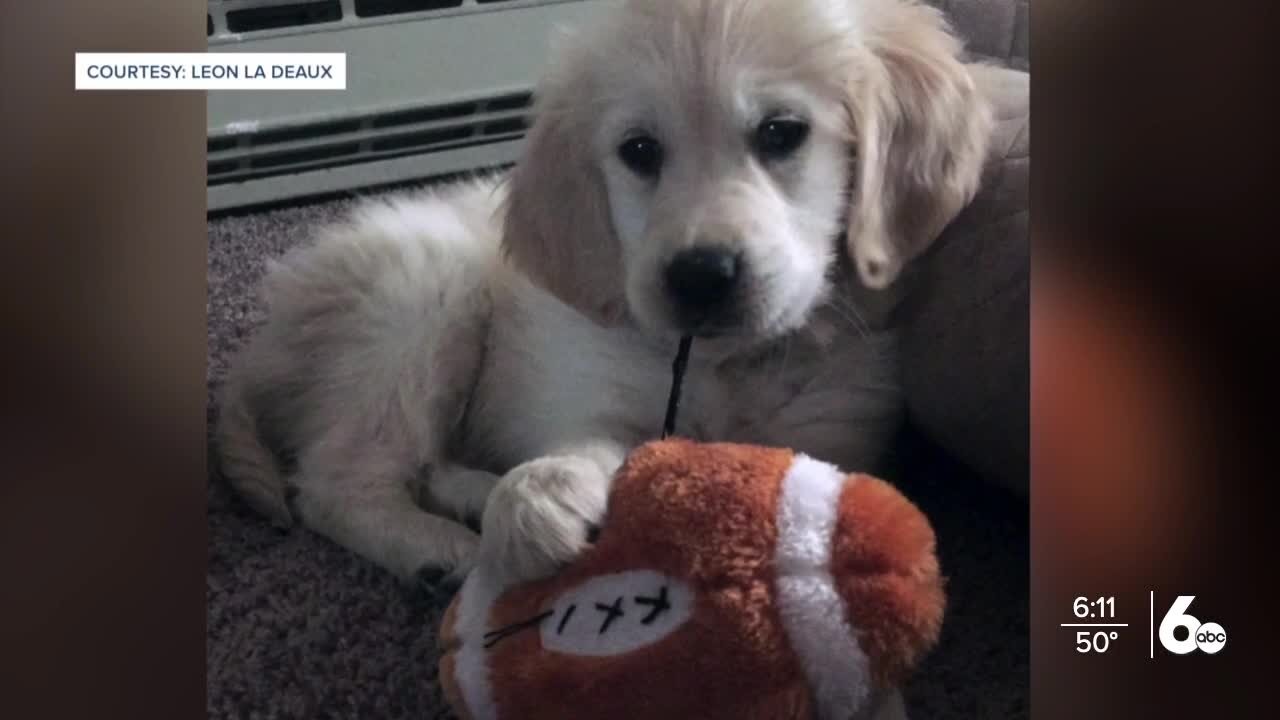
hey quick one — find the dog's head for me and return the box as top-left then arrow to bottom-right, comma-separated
503,0 -> 992,342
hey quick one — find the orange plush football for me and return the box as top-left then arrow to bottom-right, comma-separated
439,439 -> 943,720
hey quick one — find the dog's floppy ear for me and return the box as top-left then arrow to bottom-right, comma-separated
501,48 -> 625,325
844,0 -> 993,289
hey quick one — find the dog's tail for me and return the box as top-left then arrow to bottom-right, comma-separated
215,382 -> 294,528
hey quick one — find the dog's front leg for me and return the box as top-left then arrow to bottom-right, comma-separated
477,438 -> 629,587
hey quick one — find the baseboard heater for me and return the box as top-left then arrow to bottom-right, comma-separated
207,0 -> 618,213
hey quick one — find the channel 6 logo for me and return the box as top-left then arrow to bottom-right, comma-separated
1158,595 -> 1226,655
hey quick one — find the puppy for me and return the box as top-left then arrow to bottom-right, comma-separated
217,1 -> 989,713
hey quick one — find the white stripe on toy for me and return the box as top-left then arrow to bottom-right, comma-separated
773,454 -> 872,719
453,570 -> 501,720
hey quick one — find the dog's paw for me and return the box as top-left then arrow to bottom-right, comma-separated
478,455 -> 610,587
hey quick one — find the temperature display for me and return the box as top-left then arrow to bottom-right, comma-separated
1063,596 -> 1127,654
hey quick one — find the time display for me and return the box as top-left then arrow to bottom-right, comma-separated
1073,596 -> 1115,619
1065,596 -> 1125,654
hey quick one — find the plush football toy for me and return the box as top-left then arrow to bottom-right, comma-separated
438,438 -> 944,720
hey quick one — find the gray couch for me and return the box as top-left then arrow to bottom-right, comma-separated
904,0 -> 1030,496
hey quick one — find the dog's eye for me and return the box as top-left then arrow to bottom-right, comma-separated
753,117 -> 810,159
618,135 -> 663,178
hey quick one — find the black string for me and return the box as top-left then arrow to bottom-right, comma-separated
661,336 -> 694,439
482,610 -> 555,649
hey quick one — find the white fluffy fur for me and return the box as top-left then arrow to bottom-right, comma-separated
217,3 -> 989,713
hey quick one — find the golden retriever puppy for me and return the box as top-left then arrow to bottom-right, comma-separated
218,3 -> 990,713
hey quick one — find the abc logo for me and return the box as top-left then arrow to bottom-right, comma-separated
1194,623 -> 1226,654
1158,596 -> 1226,655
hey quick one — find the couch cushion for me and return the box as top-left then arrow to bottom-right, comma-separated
931,0 -> 1030,71
898,64 -> 1030,496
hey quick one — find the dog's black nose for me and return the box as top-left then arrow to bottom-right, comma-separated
665,246 -> 741,310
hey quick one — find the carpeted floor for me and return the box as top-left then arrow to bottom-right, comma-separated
206,190 -> 1028,719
